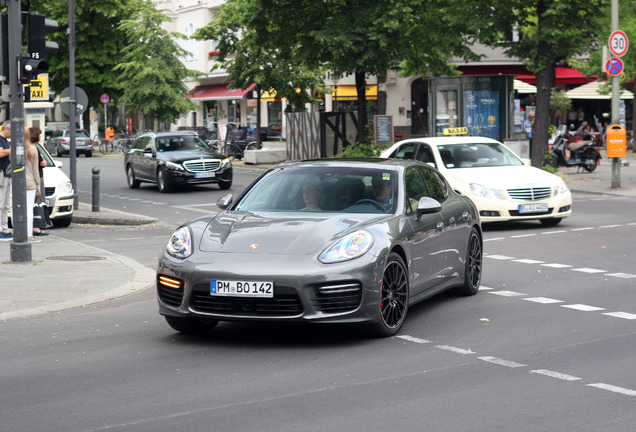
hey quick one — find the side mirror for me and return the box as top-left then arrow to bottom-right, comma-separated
416,197 -> 442,219
217,194 -> 233,210
54,160 -> 63,168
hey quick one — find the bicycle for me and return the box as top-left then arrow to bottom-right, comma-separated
98,136 -> 117,154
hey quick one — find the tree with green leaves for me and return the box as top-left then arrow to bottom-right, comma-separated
194,0 -> 478,143
114,0 -> 201,126
471,0 -> 609,167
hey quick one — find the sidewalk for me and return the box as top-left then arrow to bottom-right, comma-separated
1,149 -> 634,322
0,204 -> 157,321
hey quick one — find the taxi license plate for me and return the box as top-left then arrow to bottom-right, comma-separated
211,280 -> 274,298
519,203 -> 549,214
195,172 -> 215,178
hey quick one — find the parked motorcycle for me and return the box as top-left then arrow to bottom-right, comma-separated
549,124 -> 601,172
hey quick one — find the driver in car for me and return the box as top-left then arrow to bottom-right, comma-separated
371,173 -> 394,212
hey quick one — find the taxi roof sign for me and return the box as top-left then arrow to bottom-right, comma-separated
443,127 -> 468,136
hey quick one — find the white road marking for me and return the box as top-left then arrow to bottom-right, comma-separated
489,291 -> 526,297
478,356 -> 526,368
513,259 -> 545,264
395,335 -> 431,344
524,297 -> 564,304
605,273 -> 636,279
600,224 -> 623,229
541,263 -> 573,268
530,370 -> 581,381
435,345 -> 475,355
479,286 -> 494,290
484,238 -> 505,242
511,234 -> 536,238
587,383 -> 636,397
485,255 -> 515,260
602,312 -> 636,320
541,230 -> 567,235
561,304 -> 605,312
571,268 -> 607,274
571,227 -> 595,231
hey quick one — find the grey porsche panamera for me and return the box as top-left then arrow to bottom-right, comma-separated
156,158 -> 483,337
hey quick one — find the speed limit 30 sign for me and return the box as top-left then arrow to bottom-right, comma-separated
609,30 -> 629,57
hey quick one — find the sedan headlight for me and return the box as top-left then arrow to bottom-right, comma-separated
470,183 -> 506,200
167,226 -> 192,259
165,161 -> 184,171
553,179 -> 569,196
57,181 -> 73,195
318,231 -> 374,264
221,157 -> 232,168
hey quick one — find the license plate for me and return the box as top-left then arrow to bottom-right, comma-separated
211,280 -> 274,298
519,203 -> 549,214
195,172 -> 216,178
45,199 -> 51,207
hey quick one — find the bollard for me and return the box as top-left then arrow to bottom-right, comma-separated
92,167 -> 100,212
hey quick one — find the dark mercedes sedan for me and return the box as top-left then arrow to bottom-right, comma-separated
124,131 -> 232,192
157,159 -> 483,337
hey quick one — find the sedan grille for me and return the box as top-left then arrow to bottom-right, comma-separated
507,187 -> 552,201
183,159 -> 221,173
190,284 -> 303,316
313,282 -> 362,313
45,186 -> 56,197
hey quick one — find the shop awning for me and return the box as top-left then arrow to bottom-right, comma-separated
458,66 -> 595,86
514,79 -> 536,93
565,81 -> 634,100
332,85 -> 378,101
188,83 -> 255,101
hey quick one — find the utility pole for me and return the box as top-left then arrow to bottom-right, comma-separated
8,0 -> 30,262
69,0 -> 78,208
610,0 -> 620,188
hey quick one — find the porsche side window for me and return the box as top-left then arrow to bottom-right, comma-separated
418,167 -> 448,202
404,167 -> 430,214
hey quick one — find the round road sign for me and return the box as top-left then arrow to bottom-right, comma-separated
606,57 -> 624,76
609,30 -> 629,57
100,93 -> 110,104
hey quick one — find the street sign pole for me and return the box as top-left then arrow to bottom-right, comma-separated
611,0 -> 620,188
68,0 -> 78,209
7,0 -> 31,262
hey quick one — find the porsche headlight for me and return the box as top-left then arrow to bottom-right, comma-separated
318,231 -> 374,264
167,226 -> 192,259
553,179 -> 569,196
470,183 -> 505,200
166,161 -> 184,171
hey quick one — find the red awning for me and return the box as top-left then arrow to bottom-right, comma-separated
457,66 -> 595,86
188,83 -> 255,101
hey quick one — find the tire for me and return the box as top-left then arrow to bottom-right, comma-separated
99,142 -> 108,154
85,151 -> 92,158
540,218 -> 562,226
126,165 -> 141,189
52,216 -> 72,228
218,180 -> 232,190
165,316 -> 219,334
55,145 -> 63,157
582,149 -> 599,172
455,227 -> 482,296
368,252 -> 409,337
157,168 -> 172,193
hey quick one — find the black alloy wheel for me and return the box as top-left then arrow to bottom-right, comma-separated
455,227 -> 482,296
370,252 -> 409,337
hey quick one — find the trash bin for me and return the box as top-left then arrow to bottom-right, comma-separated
606,124 -> 627,158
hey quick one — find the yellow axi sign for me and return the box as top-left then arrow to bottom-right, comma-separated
443,127 -> 468,136
29,74 -> 48,101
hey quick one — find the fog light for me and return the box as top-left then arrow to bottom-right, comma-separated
158,275 -> 183,290
479,210 -> 500,217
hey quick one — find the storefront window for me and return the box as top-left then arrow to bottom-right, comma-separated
464,90 -> 500,140
435,89 -> 458,135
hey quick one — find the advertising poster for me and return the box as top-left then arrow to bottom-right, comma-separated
464,90 -> 499,140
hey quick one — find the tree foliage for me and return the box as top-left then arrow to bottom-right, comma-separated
470,0 -> 608,166
114,1 -> 200,124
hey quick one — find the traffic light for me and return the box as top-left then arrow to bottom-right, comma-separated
21,12 -> 58,82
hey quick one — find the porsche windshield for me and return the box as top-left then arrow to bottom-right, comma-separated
234,166 -> 398,214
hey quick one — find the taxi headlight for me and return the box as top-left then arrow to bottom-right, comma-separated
58,181 -> 73,195
167,226 -> 192,259
553,179 -> 569,195
470,183 -> 505,200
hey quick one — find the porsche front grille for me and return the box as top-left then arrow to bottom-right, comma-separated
190,285 -> 303,316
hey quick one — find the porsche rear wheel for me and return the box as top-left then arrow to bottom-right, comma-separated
369,252 -> 409,337
455,227 -> 482,296
165,316 -> 219,334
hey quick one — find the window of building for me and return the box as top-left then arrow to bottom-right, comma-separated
184,23 -> 198,62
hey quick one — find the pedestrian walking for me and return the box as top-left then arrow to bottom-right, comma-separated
30,126 -> 50,236
0,121 -> 12,241
24,127 -> 41,243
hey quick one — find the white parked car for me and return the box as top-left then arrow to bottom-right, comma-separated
380,135 -> 572,225
38,143 -> 74,227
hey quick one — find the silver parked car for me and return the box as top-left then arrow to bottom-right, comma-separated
45,129 -> 93,157
156,159 -> 483,337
